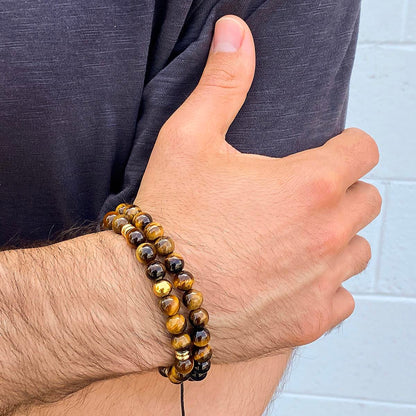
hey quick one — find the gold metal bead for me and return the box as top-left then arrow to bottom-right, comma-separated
121,223 -> 135,238
175,349 -> 190,360
153,280 -> 172,298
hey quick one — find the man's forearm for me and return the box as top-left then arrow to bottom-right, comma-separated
0,231 -> 170,414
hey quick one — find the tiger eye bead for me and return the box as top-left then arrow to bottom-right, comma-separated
153,279 -> 172,298
135,243 -> 157,264
154,236 -> 175,256
171,333 -> 192,350
166,314 -> 187,334
144,222 -> 164,242
165,253 -> 184,273
124,205 -> 141,222
168,366 -> 190,383
173,271 -> 194,291
102,211 -> 117,230
132,212 -> 153,230
115,203 -> 130,215
189,308 -> 209,328
194,359 -> 211,373
112,215 -> 129,234
193,328 -> 210,347
175,357 -> 194,375
159,295 -> 180,316
194,345 -> 212,363
183,289 -> 203,310
158,366 -> 170,378
146,261 -> 166,281
126,228 -> 146,247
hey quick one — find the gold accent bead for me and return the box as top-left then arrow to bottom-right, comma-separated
175,349 -> 190,360
144,222 -> 164,241
153,280 -> 172,298
121,223 -> 135,238
166,314 -> 187,334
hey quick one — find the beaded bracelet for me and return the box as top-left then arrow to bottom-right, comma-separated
101,203 -> 212,385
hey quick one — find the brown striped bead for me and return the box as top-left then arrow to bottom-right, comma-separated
158,366 -> 169,378
165,253 -> 184,273
154,236 -> 175,256
189,308 -> 209,328
112,215 -> 129,234
168,366 -> 190,383
146,261 -> 166,280
175,357 -> 194,375
135,243 -> 157,264
193,328 -> 210,347
132,212 -> 153,230
159,295 -> 180,316
173,270 -> 194,291
144,222 -> 164,241
153,280 -> 172,298
126,228 -> 146,247
183,289 -> 203,310
171,333 -> 192,350
124,205 -> 141,222
115,203 -> 128,214
102,211 -> 117,230
166,314 -> 187,334
194,345 -> 212,363
190,370 -> 208,381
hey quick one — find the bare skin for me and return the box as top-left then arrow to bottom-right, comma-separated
1,16 -> 381,416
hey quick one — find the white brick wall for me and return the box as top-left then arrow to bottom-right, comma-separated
266,1 -> 416,414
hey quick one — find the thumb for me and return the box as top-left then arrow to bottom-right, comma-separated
171,15 -> 256,142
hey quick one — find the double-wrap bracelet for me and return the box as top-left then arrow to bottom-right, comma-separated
101,203 -> 212,413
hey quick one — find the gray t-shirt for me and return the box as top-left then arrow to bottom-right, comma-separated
0,0 -> 360,247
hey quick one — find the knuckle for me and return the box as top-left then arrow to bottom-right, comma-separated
355,236 -> 372,273
367,183 -> 383,217
347,127 -> 380,166
313,223 -> 346,257
296,303 -> 331,345
307,171 -> 341,206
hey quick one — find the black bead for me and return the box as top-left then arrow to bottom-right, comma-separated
190,371 -> 208,381
146,261 -> 166,280
194,360 -> 211,373
165,254 -> 184,273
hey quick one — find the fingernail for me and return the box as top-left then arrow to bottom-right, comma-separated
212,16 -> 245,53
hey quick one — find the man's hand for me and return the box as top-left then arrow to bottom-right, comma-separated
136,15 -> 381,362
